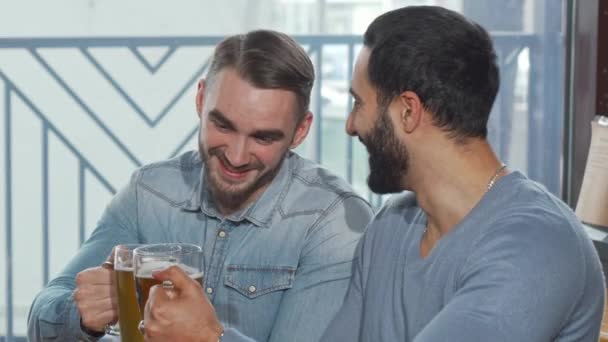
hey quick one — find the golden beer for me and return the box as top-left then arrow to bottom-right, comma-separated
116,267 -> 144,342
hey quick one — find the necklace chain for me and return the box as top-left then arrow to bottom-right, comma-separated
486,163 -> 507,193
423,163 -> 506,236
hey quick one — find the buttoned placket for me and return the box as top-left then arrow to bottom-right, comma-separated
203,219 -> 233,302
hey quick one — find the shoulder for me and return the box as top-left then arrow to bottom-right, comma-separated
131,150 -> 202,205
457,177 -> 604,334
485,172 -> 587,249
282,153 -> 372,216
470,172 -> 597,281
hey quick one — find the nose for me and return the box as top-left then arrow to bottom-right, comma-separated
345,112 -> 357,136
224,137 -> 250,168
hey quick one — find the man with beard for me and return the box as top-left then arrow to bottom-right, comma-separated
321,6 -> 605,342
27,30 -> 373,342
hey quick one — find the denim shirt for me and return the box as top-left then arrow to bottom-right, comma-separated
27,150 -> 373,342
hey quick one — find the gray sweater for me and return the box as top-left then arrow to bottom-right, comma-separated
322,171 -> 605,342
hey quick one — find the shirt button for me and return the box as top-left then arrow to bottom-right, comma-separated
206,287 -> 214,294
248,285 -> 257,293
218,230 -> 227,238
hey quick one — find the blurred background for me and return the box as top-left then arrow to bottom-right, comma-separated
0,0 -> 603,340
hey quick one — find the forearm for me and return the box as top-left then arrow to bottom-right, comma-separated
319,276 -> 363,342
28,225 -> 132,341
267,196 -> 369,341
268,273 -> 353,342
28,170 -> 140,341
28,281 -> 102,342
28,237 -> 119,340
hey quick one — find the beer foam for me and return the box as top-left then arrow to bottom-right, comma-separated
136,261 -> 201,278
114,265 -> 133,272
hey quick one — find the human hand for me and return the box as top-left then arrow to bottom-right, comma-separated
143,265 -> 223,342
73,252 -> 117,333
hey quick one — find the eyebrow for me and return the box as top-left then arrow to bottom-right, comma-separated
208,108 -> 286,140
208,109 -> 236,129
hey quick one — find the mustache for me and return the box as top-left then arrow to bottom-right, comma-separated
208,148 -> 263,173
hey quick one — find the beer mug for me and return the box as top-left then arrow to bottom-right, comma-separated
110,244 -> 144,342
133,243 -> 204,326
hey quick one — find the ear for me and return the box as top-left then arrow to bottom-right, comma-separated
195,79 -> 205,118
290,111 -> 313,149
396,91 -> 423,134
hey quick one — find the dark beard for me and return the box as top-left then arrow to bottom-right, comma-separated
200,144 -> 284,211
362,108 -> 409,194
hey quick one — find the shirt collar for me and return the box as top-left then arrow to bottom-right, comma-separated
181,152 -> 295,227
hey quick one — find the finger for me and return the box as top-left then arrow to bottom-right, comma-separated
105,246 -> 118,265
73,285 -> 115,306
74,291 -> 118,326
145,285 -> 171,333
101,261 -> 114,270
76,267 -> 114,286
95,307 -> 118,325
143,319 -> 162,342
147,284 -> 171,315
75,294 -> 118,316
75,282 -> 115,299
79,303 -> 118,331
152,265 -> 198,295
98,292 -> 118,311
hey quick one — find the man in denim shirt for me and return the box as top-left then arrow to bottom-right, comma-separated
27,30 -> 373,342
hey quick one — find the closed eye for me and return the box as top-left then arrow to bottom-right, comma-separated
349,87 -> 363,113
213,120 -> 232,132
252,130 -> 284,145
254,135 -> 277,145
208,110 -> 234,132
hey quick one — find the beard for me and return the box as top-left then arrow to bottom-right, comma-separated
361,107 -> 410,194
199,142 -> 284,211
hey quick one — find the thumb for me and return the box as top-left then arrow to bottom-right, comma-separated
152,265 -> 200,295
101,247 -> 116,270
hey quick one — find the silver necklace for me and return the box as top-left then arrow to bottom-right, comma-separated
486,163 -> 507,193
423,163 -> 507,236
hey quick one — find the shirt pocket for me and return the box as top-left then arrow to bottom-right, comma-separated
224,265 -> 295,299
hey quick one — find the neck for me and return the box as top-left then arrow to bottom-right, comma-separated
410,138 -> 506,239
215,198 -> 252,217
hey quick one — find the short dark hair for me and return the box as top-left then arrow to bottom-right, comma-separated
206,30 -> 314,121
363,6 -> 500,139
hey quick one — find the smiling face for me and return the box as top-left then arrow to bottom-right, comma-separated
197,68 -> 311,213
347,47 -> 410,194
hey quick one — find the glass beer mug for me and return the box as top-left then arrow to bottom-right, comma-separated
132,243 -> 204,332
105,244 -> 144,341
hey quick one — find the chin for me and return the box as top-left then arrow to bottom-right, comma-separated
367,172 -> 404,195
211,173 -> 254,193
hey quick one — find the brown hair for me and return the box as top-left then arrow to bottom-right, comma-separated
206,30 -> 315,121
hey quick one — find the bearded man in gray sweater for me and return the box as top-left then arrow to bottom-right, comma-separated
322,5 -> 605,342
